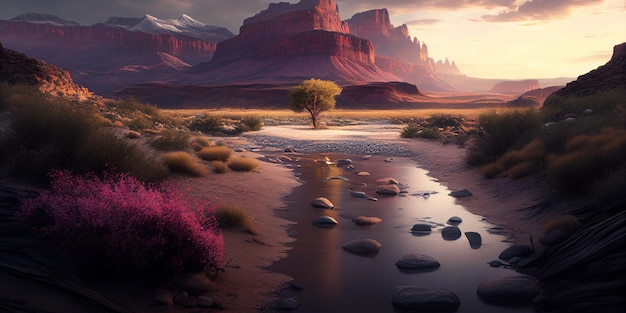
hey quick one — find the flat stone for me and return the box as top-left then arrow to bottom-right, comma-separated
499,245 -> 533,261
377,177 -> 399,184
276,297 -> 300,310
447,216 -> 462,225
449,189 -> 472,197
376,185 -> 400,195
153,288 -> 173,306
352,216 -> 382,225
184,273 -> 211,295
311,197 -> 334,209
392,286 -> 460,312
342,239 -> 381,255
313,216 -> 338,225
477,277 -> 541,305
441,226 -> 461,241
411,223 -> 432,234
395,254 -> 441,269
357,171 -> 370,176
174,291 -> 197,308
197,296 -> 214,308
464,231 -> 482,249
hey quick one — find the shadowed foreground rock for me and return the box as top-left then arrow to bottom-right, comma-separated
477,277 -> 541,305
392,286 -> 460,312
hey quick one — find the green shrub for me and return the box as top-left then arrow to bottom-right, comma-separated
227,157 -> 259,172
197,146 -> 232,162
400,124 -> 441,139
188,114 -> 224,134
214,205 -> 256,234
149,129 -> 191,151
466,109 -> 544,166
211,161 -> 228,174
162,151 -> 208,177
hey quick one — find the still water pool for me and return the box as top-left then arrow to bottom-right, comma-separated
270,154 -> 535,313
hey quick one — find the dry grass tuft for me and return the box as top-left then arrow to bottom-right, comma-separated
214,205 -> 257,234
196,146 -> 232,162
162,151 -> 208,177
227,157 -> 259,172
211,161 -> 228,174
480,162 -> 504,179
190,136 -> 211,151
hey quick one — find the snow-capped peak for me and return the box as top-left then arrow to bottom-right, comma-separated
128,14 -> 234,41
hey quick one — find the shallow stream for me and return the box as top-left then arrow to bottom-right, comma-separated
269,154 -> 535,313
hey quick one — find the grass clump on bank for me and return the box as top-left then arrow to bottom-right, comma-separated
197,146 -> 233,162
149,129 -> 192,151
162,151 -> 209,177
227,157 -> 259,172
214,205 -> 257,234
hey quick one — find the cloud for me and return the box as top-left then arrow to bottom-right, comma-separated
481,0 -> 605,22
405,18 -> 442,26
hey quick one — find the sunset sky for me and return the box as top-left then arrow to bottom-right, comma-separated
0,0 -> 624,79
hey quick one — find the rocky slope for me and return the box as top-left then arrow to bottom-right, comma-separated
508,86 -> 563,107
489,79 -> 540,94
553,42 -> 626,97
0,42 -> 92,100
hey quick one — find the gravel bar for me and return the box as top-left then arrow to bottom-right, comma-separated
243,134 -> 415,157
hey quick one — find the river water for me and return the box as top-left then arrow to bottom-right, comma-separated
269,154 -> 535,313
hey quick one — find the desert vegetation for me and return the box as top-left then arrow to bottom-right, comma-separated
213,204 -> 257,234
0,84 -> 169,182
16,169 -> 223,276
466,87 -> 626,198
289,78 -> 342,128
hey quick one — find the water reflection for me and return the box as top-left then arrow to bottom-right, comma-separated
271,155 -> 534,313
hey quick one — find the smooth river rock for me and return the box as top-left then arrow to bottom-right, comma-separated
392,286 -> 460,312
342,239 -> 382,255
441,226 -> 462,241
464,231 -> 482,249
477,277 -> 542,305
376,184 -> 400,195
410,223 -> 433,234
376,177 -> 399,184
313,216 -> 339,225
311,197 -> 334,209
448,189 -> 472,197
499,245 -> 533,261
352,216 -> 382,225
395,254 -> 441,270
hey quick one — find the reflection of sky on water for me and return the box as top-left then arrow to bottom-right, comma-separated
271,155 -> 534,313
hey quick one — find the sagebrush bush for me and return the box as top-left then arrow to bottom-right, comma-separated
17,170 -> 223,275
400,124 -> 441,139
197,146 -> 232,162
546,128 -> 626,193
214,205 -> 256,234
227,157 -> 259,172
466,109 -> 544,166
163,151 -> 208,177
211,161 -> 228,174
149,129 -> 191,151
187,114 -> 224,134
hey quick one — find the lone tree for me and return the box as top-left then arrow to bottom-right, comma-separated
289,78 -> 342,128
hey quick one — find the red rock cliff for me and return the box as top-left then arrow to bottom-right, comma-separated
0,21 -> 217,62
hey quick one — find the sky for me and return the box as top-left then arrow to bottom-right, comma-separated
0,0 -> 624,79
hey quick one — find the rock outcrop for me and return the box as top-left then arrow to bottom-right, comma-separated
191,0 -> 397,85
345,9 -> 458,91
0,42 -> 92,100
489,79 -> 540,94
552,42 -> 626,97
508,85 -> 563,107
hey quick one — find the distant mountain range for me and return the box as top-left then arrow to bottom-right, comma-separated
0,1 -> 580,107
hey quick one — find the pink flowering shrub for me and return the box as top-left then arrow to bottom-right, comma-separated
17,170 -> 223,275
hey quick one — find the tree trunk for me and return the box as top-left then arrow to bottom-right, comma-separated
311,113 -> 318,128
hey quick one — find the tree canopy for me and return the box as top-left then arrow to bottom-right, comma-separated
288,79 -> 342,128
